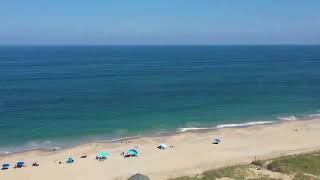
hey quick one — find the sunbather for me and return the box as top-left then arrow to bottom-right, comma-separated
32,161 -> 39,167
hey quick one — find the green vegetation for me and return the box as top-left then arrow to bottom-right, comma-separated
170,165 -> 277,180
266,153 -> 320,176
201,165 -> 250,180
170,152 -> 320,180
293,173 -> 318,180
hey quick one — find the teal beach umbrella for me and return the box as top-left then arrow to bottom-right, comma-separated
127,149 -> 139,156
97,151 -> 110,158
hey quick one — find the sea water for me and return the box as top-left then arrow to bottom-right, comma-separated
0,45 -> 320,153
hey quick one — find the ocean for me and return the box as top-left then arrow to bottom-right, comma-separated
1,45 -> 320,154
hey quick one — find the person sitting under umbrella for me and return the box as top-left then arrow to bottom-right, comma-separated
15,161 -> 26,168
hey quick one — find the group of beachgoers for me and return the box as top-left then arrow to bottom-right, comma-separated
1,161 -> 39,170
1,147 -> 140,170
1,143 -> 167,171
1,138 -> 221,171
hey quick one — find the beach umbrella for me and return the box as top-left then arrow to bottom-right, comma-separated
127,149 -> 139,156
128,173 -> 150,180
16,161 -> 25,168
97,151 -> 110,158
158,143 -> 169,149
213,138 -> 221,144
2,163 -> 10,169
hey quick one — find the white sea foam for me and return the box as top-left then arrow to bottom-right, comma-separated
178,121 -> 275,132
308,113 -> 320,118
0,151 -> 10,155
177,127 -> 210,132
109,135 -> 141,142
23,140 -> 60,150
216,121 -> 275,128
277,116 -> 297,121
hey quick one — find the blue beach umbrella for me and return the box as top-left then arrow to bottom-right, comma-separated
16,161 -> 25,168
2,163 -> 10,169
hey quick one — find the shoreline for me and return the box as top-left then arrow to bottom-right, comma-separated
1,118 -> 320,179
0,119 -> 286,157
0,115 -> 317,157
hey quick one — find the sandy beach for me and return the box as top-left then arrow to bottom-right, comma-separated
1,119 -> 320,180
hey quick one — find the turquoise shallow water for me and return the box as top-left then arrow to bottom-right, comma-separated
0,45 -> 320,153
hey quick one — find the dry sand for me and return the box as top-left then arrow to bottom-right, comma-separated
1,119 -> 320,180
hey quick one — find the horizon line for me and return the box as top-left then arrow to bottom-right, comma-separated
0,43 -> 320,46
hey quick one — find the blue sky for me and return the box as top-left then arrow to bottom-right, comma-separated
1,0 -> 320,45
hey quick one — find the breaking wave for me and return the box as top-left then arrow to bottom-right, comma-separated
277,116 -> 297,121
177,127 -> 210,132
216,121 -> 275,128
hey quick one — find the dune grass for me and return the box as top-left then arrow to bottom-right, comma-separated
266,153 -> 320,176
292,173 -> 318,180
170,151 -> 320,180
170,165 -> 277,180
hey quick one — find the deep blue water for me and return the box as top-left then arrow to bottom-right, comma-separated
1,45 -> 320,152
